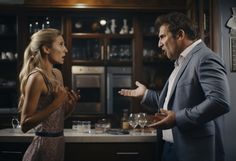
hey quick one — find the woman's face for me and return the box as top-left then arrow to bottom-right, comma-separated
48,35 -> 68,64
158,24 -> 180,60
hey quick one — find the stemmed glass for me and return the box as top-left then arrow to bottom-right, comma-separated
137,113 -> 147,135
11,116 -> 20,129
11,116 -> 21,133
128,113 -> 139,135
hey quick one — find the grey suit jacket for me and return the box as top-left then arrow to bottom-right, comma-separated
142,41 -> 230,161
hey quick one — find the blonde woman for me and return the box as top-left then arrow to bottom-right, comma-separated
18,28 -> 80,161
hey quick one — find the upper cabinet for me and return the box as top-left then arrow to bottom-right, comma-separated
70,13 -> 133,66
0,0 -> 216,117
27,16 -> 62,35
138,14 -> 174,92
195,0 -> 212,48
24,0 -> 188,10
0,13 -> 18,112
189,0 -> 217,52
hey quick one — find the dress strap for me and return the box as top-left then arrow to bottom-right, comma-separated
27,68 -> 53,93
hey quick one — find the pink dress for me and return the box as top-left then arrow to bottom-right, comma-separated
22,69 -> 65,161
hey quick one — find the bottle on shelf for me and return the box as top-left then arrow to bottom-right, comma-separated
110,19 -> 116,34
121,109 -> 129,130
45,17 -> 50,28
120,19 -> 129,34
34,21 -> 39,33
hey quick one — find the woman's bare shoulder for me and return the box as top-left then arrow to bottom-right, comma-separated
26,71 -> 46,92
52,68 -> 63,82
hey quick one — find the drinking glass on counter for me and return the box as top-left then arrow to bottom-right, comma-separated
82,121 -> 91,133
128,113 -> 139,135
72,120 -> 79,131
72,120 -> 91,133
95,118 -> 111,134
137,113 -> 147,135
11,117 -> 20,129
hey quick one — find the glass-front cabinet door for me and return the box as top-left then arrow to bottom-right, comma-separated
0,15 -> 18,113
27,16 -> 62,35
71,36 -> 104,61
141,15 -> 173,92
107,36 -> 133,61
71,14 -> 133,65
70,13 -> 134,116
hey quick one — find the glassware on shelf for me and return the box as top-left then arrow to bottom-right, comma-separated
109,44 -> 132,61
119,19 -> 129,34
34,21 -> 39,33
45,17 -> 50,28
72,39 -> 101,60
105,25 -> 111,34
110,19 -> 116,34
28,16 -> 61,35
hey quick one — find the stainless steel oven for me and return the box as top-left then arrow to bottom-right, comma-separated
107,67 -> 132,115
72,66 -> 105,115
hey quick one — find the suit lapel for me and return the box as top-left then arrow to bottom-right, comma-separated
159,81 -> 168,107
167,42 -> 204,106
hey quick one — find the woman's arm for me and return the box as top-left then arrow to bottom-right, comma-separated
64,89 -> 80,119
20,72 -> 68,133
52,68 -> 80,119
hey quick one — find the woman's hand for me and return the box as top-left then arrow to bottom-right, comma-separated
64,88 -> 80,118
52,82 -> 68,107
66,88 -> 80,107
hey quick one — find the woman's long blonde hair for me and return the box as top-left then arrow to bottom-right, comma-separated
18,28 -> 61,112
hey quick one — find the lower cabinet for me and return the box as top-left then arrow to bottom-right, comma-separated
65,142 -> 157,161
0,142 -> 157,161
0,142 -> 29,161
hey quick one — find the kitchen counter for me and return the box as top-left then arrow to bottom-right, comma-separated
0,128 -> 156,143
0,128 -> 158,161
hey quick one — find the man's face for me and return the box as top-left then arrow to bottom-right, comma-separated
158,24 -> 180,60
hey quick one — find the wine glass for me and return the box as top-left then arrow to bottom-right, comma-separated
137,113 -> 147,135
11,116 -> 21,132
11,117 -> 20,129
128,113 -> 139,135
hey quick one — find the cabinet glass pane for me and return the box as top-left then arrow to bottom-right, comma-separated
28,16 -> 62,34
143,36 -> 164,61
72,16 -> 133,34
142,66 -> 170,92
0,16 -> 17,54
0,15 -> 17,110
72,38 -> 102,60
109,38 -> 132,61
141,14 -> 173,92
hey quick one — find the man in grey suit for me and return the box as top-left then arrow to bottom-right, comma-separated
119,12 -> 230,161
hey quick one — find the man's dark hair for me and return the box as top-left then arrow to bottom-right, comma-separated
155,12 -> 198,40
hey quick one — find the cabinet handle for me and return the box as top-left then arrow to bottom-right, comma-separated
0,151 -> 22,154
116,152 -> 139,155
107,45 -> 110,60
101,45 -> 104,60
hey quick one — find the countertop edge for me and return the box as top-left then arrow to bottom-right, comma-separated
0,128 -> 157,143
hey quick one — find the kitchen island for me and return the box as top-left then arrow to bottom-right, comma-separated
0,128 -> 158,161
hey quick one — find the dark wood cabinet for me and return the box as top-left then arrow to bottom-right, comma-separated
0,14 -> 18,113
65,142 -> 156,161
0,142 -> 29,161
0,0 -> 216,127
0,142 -> 156,161
138,14 -> 174,93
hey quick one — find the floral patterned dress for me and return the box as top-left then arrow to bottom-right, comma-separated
22,69 -> 65,161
